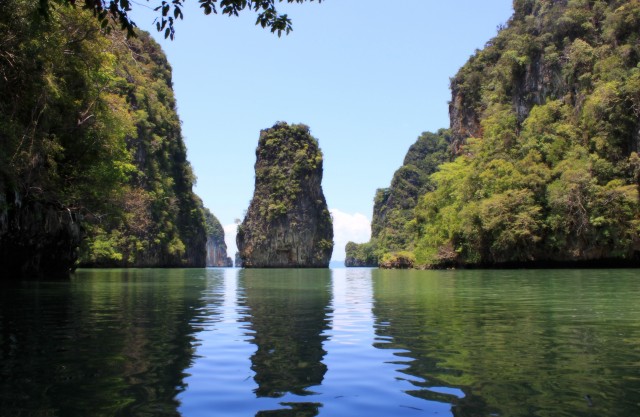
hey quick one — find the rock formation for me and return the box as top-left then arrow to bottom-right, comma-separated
204,208 -> 233,267
0,3 -> 206,278
206,240 -> 233,267
344,242 -> 376,267
0,196 -> 82,279
237,122 -> 333,268
354,0 -> 640,268
77,30 -> 207,269
345,129 -> 451,267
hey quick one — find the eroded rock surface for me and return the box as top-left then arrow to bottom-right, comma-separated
237,122 -> 333,268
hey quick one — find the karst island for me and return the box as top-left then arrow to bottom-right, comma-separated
3,1 -> 640,416
237,122 -> 334,268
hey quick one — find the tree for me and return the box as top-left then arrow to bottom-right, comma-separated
0,0 -> 136,277
39,0 -> 323,39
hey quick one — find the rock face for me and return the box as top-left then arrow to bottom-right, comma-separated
237,122 -> 333,268
345,130 -> 451,267
77,30 -> 207,268
352,0 -> 640,269
424,0 -> 640,267
0,193 -> 82,279
206,239 -> 233,267
204,208 -> 233,267
0,3 -> 207,278
344,244 -> 376,267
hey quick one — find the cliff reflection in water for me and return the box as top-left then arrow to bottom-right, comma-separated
0,269 -> 213,417
5,268 -> 638,417
238,269 -> 332,416
371,269 -> 640,417
371,269 -> 491,415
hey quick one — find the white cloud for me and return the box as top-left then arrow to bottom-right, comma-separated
224,209 -> 371,263
330,208 -> 371,261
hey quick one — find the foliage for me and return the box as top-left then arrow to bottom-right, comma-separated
204,206 -> 225,244
378,251 -> 415,269
0,0 -> 136,275
344,240 -> 378,267
38,0 -> 323,40
353,0 -> 640,269
0,0 -> 208,271
77,27 -> 207,267
0,0 -> 134,216
237,122 -> 333,267
252,122 -> 324,222
346,129 -> 452,267
412,0 -> 640,268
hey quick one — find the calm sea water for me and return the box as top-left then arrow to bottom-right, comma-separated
1,268 -> 639,417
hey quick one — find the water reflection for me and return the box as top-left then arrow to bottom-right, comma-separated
371,268 -> 640,417
0,268 -> 214,417
3,267 -> 639,417
238,269 -> 332,416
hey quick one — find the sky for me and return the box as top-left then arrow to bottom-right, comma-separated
130,0 -> 514,261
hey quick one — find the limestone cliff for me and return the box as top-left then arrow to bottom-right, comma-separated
204,208 -> 233,267
345,130 -> 451,267
422,0 -> 640,267
0,194 -> 82,279
237,122 -> 333,268
76,30 -> 207,268
206,240 -> 233,267
0,3 -> 206,278
368,0 -> 640,268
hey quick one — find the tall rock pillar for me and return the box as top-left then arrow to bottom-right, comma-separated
237,122 -> 333,268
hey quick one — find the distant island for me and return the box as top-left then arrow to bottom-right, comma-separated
204,208 -> 233,267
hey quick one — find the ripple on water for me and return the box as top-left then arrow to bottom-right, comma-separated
2,268 -> 640,417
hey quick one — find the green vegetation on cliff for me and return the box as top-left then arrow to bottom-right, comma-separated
204,208 -> 226,245
345,129 -> 451,267
77,29 -> 206,267
416,0 -> 640,267
0,1 -> 207,276
1,1 -> 134,277
237,122 -> 333,267
351,0 -> 640,268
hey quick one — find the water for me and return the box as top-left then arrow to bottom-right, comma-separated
1,268 -> 639,417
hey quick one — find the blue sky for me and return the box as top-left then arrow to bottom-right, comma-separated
130,1 -> 514,260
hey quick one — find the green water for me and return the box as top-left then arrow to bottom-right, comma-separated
1,268 -> 639,416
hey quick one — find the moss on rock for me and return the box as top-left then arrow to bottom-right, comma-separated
237,122 -> 333,268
